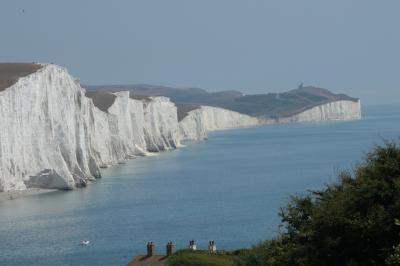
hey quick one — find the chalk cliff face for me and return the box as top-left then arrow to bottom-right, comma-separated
143,97 -> 180,152
179,106 -> 260,141
0,65 -> 180,192
0,64 -> 361,192
277,100 -> 361,124
0,65 -> 95,191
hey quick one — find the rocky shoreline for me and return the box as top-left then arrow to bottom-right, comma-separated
0,188 -> 57,202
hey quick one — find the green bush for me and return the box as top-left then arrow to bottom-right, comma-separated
239,141 -> 400,266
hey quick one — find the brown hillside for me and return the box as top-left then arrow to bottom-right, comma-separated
0,63 -> 42,92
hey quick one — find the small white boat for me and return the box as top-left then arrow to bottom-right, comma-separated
80,240 -> 90,245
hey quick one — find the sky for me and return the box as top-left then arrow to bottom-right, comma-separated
0,0 -> 399,105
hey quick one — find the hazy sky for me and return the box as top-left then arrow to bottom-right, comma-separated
1,0 -> 399,104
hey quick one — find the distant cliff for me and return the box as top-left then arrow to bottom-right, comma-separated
0,63 -> 361,192
85,84 -> 360,120
179,106 -> 260,141
277,100 -> 361,124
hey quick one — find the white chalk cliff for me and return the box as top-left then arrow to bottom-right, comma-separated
277,100 -> 361,124
179,106 -> 260,141
0,64 -> 180,191
0,64 -> 361,192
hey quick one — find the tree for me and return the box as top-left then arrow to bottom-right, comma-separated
241,141 -> 400,266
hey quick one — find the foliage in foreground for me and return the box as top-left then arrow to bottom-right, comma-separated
167,141 -> 400,266
242,141 -> 400,266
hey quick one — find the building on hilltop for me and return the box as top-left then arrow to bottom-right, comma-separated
128,240 -> 218,265
188,240 -> 197,251
208,240 -> 217,253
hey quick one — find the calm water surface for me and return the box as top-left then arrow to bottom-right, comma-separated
0,105 -> 399,265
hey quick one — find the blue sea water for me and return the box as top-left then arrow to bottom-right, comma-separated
0,104 -> 399,266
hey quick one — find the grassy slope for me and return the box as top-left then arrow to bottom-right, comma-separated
0,63 -> 42,91
166,250 -> 237,266
85,91 -> 117,112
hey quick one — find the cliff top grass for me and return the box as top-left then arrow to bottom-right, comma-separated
175,103 -> 201,121
0,63 -> 42,92
85,91 -> 117,113
129,92 -> 152,102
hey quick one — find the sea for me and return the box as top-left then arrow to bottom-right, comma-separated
0,104 -> 399,266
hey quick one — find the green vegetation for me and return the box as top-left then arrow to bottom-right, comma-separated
167,141 -> 400,266
166,250 -> 236,266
